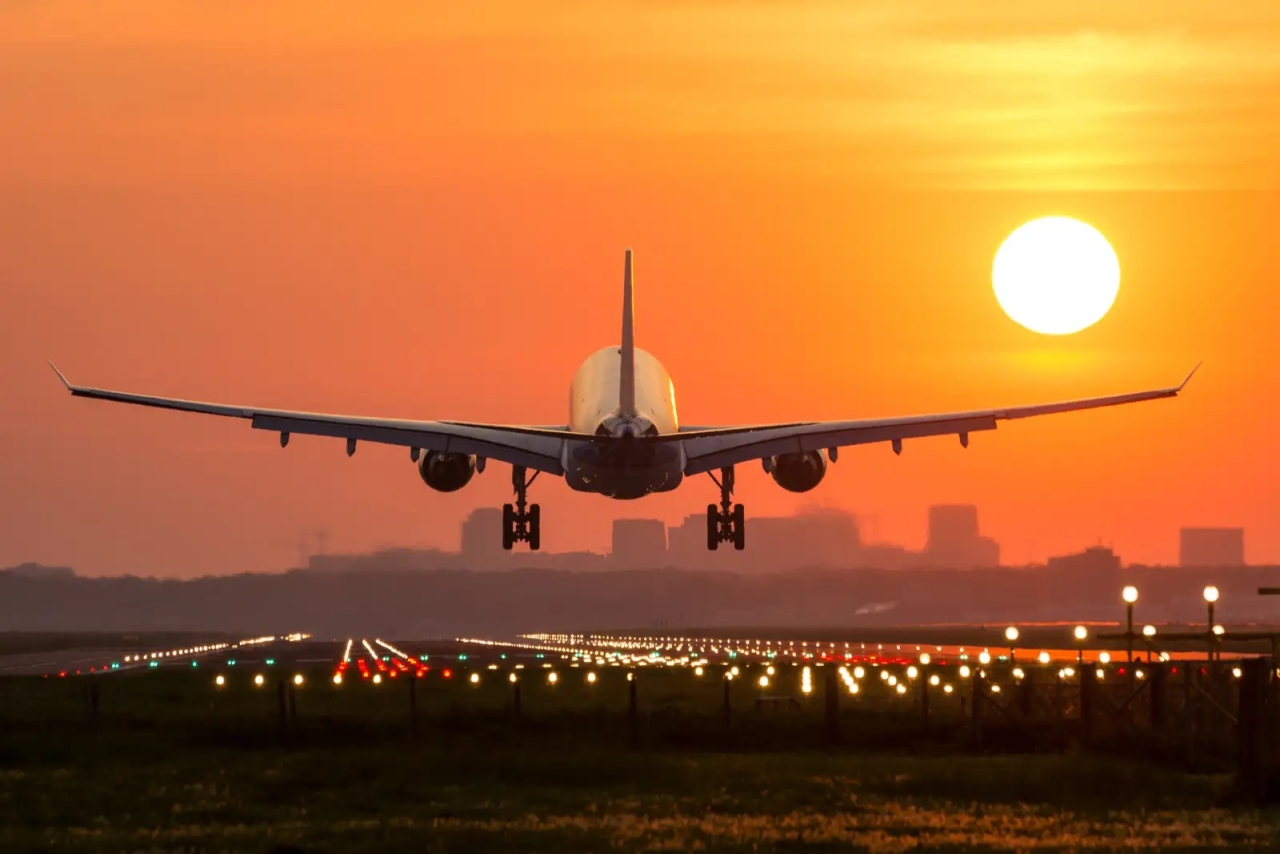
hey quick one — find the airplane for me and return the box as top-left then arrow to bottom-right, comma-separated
51,249 -> 1198,552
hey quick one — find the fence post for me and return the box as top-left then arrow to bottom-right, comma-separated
920,669 -> 930,727
1018,668 -> 1035,719
1149,663 -> 1167,730
628,673 -> 639,749
824,667 -> 839,746
971,670 -> 985,747
409,675 -> 418,736
276,680 -> 288,744
1079,663 -> 1096,742
1237,658 -> 1267,802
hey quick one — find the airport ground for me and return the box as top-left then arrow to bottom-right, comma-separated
2,632 -> 1279,851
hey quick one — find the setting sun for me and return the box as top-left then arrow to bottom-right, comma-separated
992,217 -> 1121,335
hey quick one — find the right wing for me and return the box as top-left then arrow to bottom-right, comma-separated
49,363 -> 571,474
671,364 -> 1200,475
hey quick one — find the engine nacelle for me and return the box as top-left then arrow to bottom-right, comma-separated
417,451 -> 477,492
768,450 -> 828,493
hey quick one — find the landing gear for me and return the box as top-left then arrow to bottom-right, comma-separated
706,466 -> 745,550
502,466 -> 541,550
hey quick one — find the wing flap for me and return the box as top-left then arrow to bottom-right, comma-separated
679,365 -> 1198,473
52,364 -> 567,475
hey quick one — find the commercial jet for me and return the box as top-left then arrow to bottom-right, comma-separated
51,250 -> 1198,551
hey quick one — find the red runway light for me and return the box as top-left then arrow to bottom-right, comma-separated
442,668 -> 453,679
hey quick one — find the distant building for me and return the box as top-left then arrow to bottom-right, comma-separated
747,510 -> 860,570
1180,528 -> 1245,567
611,519 -> 668,568
1,562 -> 76,580
857,544 -> 914,570
1047,546 -> 1122,574
923,505 -> 999,568
460,508 -> 504,560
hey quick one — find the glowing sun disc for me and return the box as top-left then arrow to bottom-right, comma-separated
993,217 -> 1120,335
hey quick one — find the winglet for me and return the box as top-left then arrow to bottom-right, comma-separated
618,248 -> 637,418
1177,361 -> 1202,392
48,360 -> 73,391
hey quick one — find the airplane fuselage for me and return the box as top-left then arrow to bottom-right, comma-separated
562,345 -> 684,499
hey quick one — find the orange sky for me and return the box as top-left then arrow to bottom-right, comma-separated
1,2 -> 1278,576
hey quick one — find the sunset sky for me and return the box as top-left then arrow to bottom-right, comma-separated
2,1 -> 1278,577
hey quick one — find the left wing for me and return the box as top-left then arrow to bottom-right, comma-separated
49,363 -> 573,475
672,364 -> 1200,475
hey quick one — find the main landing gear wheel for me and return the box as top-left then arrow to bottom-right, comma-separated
706,466 -> 745,550
502,466 -> 541,550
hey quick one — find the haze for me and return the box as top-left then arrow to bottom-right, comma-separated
2,1 -> 1278,577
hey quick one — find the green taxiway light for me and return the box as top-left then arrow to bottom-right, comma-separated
265,658 -> 275,666
148,661 -> 158,668
191,661 -> 198,668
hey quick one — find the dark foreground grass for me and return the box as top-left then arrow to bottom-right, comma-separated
2,670 -> 1278,852
2,746 -> 1277,852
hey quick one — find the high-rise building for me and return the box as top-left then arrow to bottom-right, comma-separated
611,519 -> 668,568
924,504 -> 999,568
460,508 -> 504,560
1179,528 -> 1245,567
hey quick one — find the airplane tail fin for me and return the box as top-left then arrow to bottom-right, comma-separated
619,248 -> 637,417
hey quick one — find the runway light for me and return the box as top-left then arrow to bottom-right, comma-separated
906,666 -> 918,680
694,666 -> 704,677
880,670 -> 890,681
978,651 -> 991,665
1013,668 -> 1025,680
959,666 -> 971,679
895,684 -> 907,695
766,665 -> 775,676
333,673 -> 343,685
758,675 -> 769,688
1074,625 -> 1088,641
253,674 -> 265,687
1099,651 -> 1112,664
548,672 -> 559,684
888,676 -> 898,686
1096,668 -> 1105,680
509,672 -> 518,683
1005,627 -> 1019,642
991,684 -> 1001,693
1142,625 -> 1157,638
1233,667 -> 1243,679
929,674 -> 940,686
943,685 -> 954,694
587,672 -> 597,684
214,675 -> 225,687
1122,586 -> 1139,604
1213,625 -> 1225,636
1038,652 -> 1051,665
293,674 -> 304,686
919,653 -> 931,665
372,673 -> 382,684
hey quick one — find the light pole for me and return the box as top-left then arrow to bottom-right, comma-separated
1073,625 -> 1088,665
1004,626 -> 1019,663
1203,586 -> 1219,663
1122,586 -> 1139,664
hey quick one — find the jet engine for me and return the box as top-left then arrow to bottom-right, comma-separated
767,450 -> 828,493
417,451 -> 477,492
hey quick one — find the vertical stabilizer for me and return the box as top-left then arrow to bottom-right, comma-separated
619,248 -> 637,417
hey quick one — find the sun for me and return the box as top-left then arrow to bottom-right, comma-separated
992,216 -> 1120,335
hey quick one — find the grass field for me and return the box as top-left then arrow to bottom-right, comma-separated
2,666 -> 1278,852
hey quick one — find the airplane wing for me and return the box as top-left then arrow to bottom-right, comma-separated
673,364 -> 1200,475
49,363 -> 570,474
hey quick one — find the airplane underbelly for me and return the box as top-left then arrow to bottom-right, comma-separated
565,346 -> 682,497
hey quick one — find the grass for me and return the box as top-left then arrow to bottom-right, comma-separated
1,667 -> 1277,852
